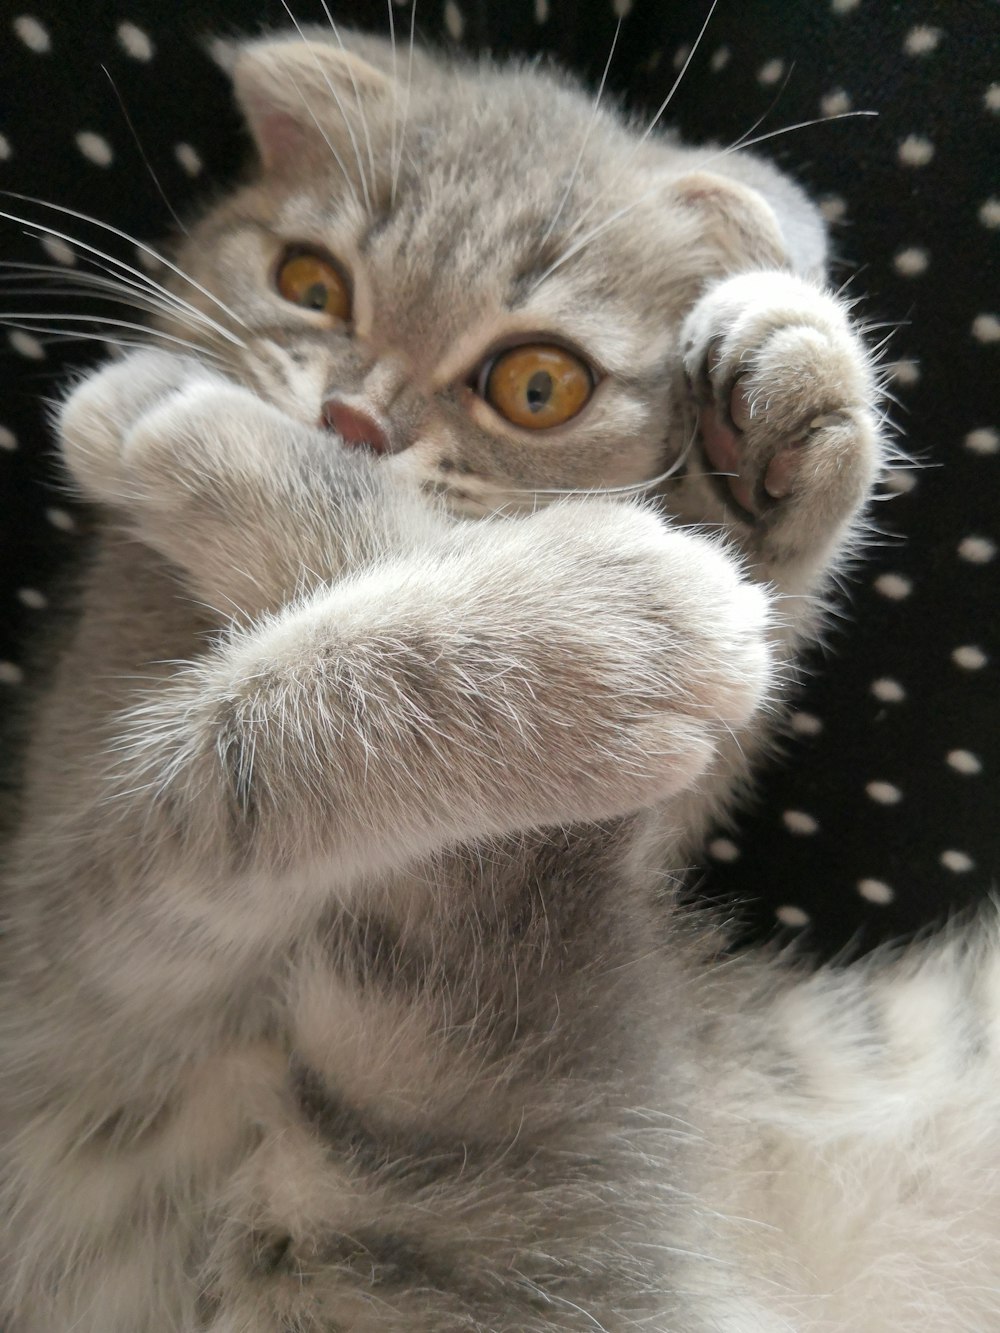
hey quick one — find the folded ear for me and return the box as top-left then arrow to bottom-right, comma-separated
226,38 -> 393,177
668,171 -> 789,269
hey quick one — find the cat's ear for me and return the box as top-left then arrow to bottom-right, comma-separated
667,172 -> 789,269
223,38 -> 393,176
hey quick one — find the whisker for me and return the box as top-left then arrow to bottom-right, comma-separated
0,193 -> 250,342
536,15 -> 622,254
489,425 -> 699,502
2,326 -> 227,364
277,0 -> 372,212
0,315 -> 229,362
697,110 -> 878,169
101,65 -> 189,236
0,269 -> 237,344
392,0 -> 418,206
532,110 -> 877,291
0,258 -> 234,347
319,0 -> 379,202
554,0 -> 720,255
385,0 -> 399,210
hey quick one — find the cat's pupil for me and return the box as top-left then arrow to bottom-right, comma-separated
303,282 -> 328,309
526,370 -> 553,412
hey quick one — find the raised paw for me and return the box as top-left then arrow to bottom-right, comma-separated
56,349 -> 219,503
680,271 -> 882,570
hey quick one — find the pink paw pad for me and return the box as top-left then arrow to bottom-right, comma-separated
698,375 -> 806,516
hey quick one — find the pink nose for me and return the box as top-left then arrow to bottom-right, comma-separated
321,399 -> 389,455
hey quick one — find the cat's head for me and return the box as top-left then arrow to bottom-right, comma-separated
163,30 -> 795,515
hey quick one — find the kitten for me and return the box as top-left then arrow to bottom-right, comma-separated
1,28 -> 998,1333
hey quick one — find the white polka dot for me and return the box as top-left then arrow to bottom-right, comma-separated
12,15 -> 51,53
898,135 -> 934,166
76,131 -> 113,167
0,661 -> 24,686
783,810 -> 819,835
958,535 -> 997,563
757,58 -> 785,86
45,506 -> 76,532
534,0 -> 549,21
940,849 -> 974,873
672,44 -> 691,70
136,246 -> 164,273
965,427 -> 999,455
17,587 -> 47,610
819,194 -> 847,223
884,468 -> 918,494
980,198 -> 1000,229
40,234 -> 76,266
117,20 -> 154,60
790,711 -> 823,736
972,313 -> 1000,343
952,645 -> 987,670
9,330 -> 45,360
888,357 -> 921,386
612,0 -> 633,15
986,84 -> 1000,113
0,425 -> 17,450
874,572 -> 912,600
858,878 -> 894,905
776,905 -> 810,928
820,89 -> 851,116
708,837 -> 740,862
947,749 -> 982,775
831,0 -> 860,12
893,246 -> 929,277
866,780 -> 902,805
443,0 -> 464,37
871,677 -> 905,703
174,143 -> 202,176
0,132 -> 11,160
710,46 -> 730,72
903,25 -> 941,55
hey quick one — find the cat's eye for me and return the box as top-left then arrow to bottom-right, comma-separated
481,344 -> 594,430
275,249 -> 351,321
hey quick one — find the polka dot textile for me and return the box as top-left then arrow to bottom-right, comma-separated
1,0 -> 997,958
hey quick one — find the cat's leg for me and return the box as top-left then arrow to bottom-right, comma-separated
57,349 -> 446,619
55,350 -> 771,906
99,493 -> 770,908
676,270 -> 882,599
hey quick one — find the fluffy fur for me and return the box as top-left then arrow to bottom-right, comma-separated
1,29 -> 997,1332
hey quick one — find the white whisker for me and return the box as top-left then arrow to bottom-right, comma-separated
100,65 -> 190,237
392,0 -> 419,207
553,0 -> 720,257
277,0 -> 373,213
0,193 -> 250,342
0,315 -> 229,362
536,15 -> 622,254
319,0 -> 379,202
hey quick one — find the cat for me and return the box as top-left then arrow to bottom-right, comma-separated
1,25 -> 998,1333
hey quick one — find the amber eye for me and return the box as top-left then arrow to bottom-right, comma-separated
482,344 -> 594,430
275,250 -> 351,321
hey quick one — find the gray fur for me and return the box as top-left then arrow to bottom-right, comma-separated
2,31 -> 998,1333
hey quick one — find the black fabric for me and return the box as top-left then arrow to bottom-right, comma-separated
1,1 -> 997,957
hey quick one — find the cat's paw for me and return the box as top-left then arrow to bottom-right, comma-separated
519,502 -> 774,810
681,271 -> 882,565
57,349 -> 217,503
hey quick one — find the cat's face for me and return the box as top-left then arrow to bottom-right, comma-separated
162,33 -> 786,515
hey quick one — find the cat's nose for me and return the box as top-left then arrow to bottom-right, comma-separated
320,398 -> 389,455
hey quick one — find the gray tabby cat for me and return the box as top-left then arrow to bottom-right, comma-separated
1,28 -> 998,1333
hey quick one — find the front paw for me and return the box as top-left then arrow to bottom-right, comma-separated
520,502 -> 774,810
57,349 -> 217,504
681,272 -> 882,562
